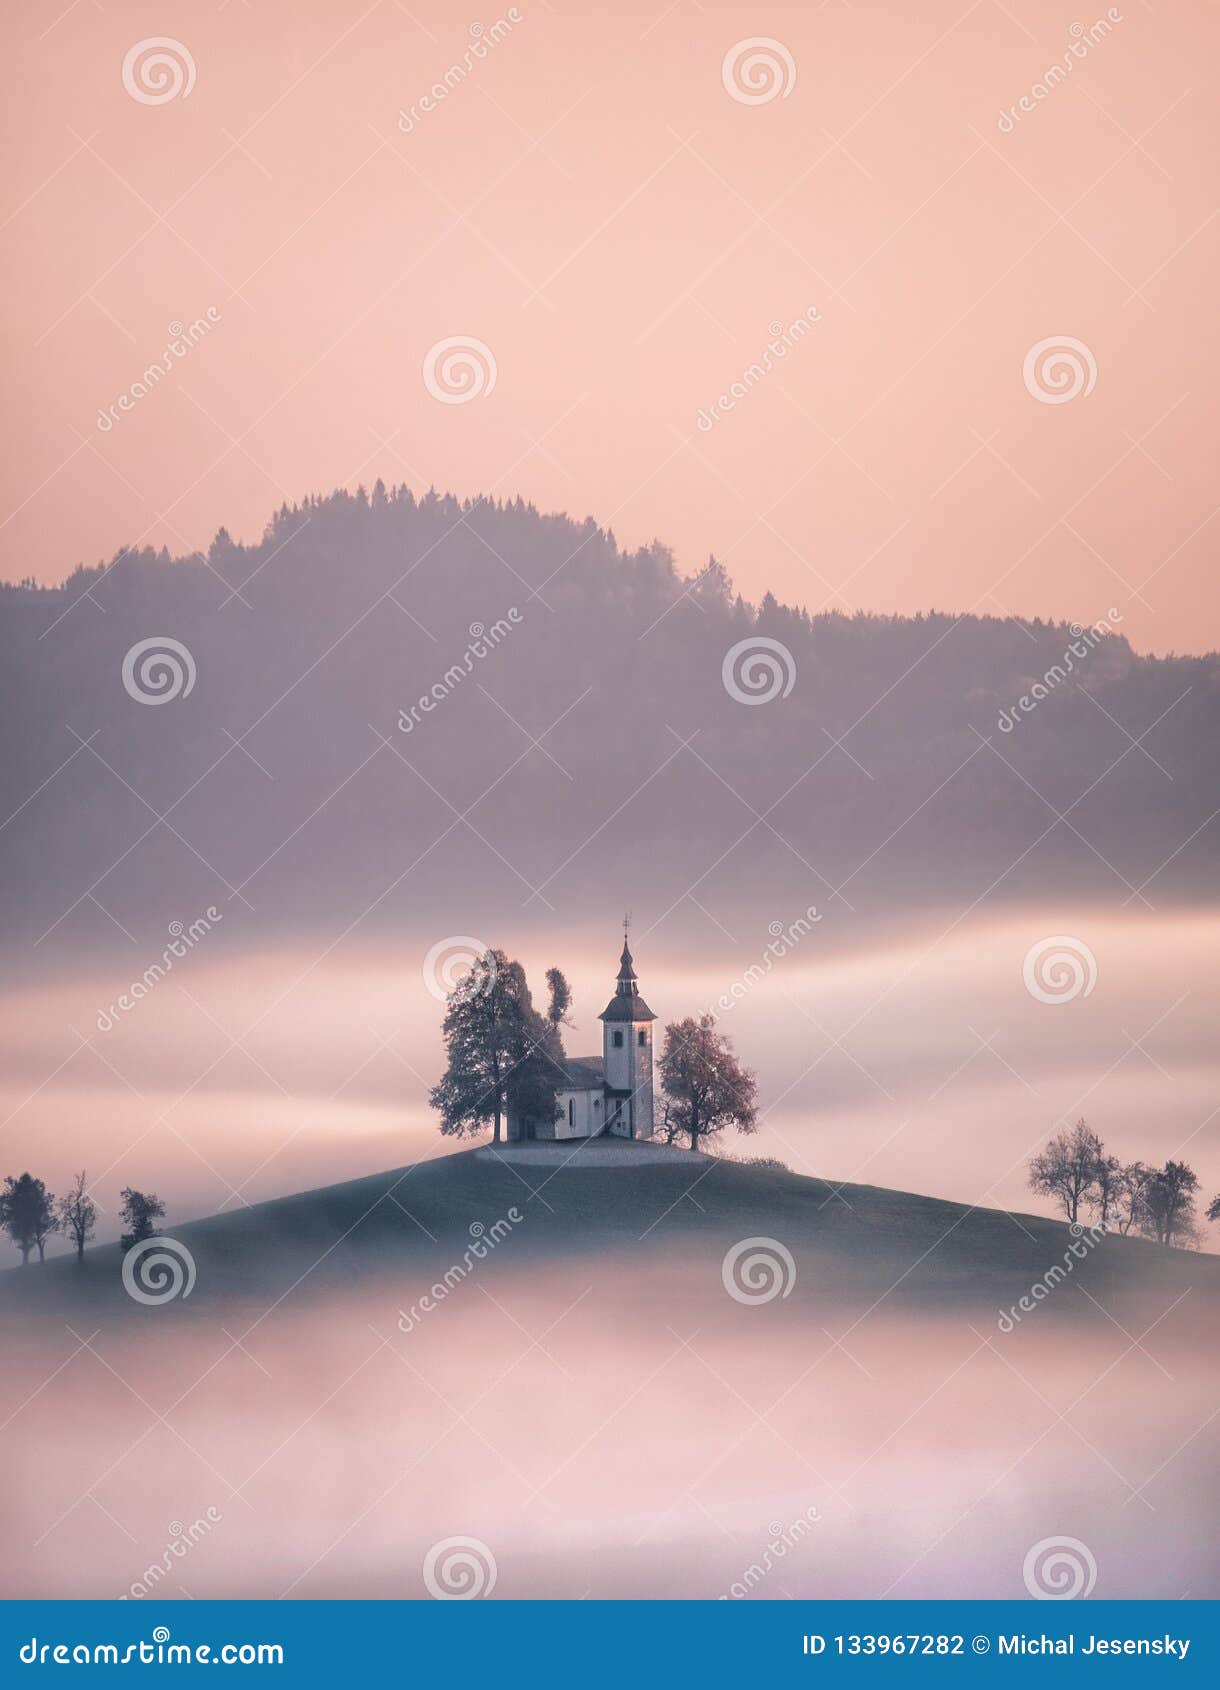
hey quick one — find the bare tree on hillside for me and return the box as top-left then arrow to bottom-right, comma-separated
57,1171 -> 98,1262
1027,1119 -> 1104,1224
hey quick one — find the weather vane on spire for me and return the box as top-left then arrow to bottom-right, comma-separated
623,910 -> 632,941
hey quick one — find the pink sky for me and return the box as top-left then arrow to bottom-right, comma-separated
3,0 -> 1217,653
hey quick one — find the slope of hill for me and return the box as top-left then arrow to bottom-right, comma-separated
4,1142 -> 1213,1323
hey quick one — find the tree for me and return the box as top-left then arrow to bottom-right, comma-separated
429,951 -> 560,1143
506,1002 -> 566,1138
658,1015 -> 758,1152
1027,1119 -> 1103,1224
1137,1161 -> 1200,1249
1090,1153 -> 1125,1226
0,1173 -> 58,1264
1208,1193 -> 1220,1225
119,1188 -> 165,1252
544,967 -> 573,1031
1111,1161 -> 1152,1236
57,1170 -> 97,1262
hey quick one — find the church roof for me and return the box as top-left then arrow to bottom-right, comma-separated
599,992 -> 656,1022
562,1055 -> 605,1090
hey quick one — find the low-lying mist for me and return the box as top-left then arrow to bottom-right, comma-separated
2,1253 -> 1213,1600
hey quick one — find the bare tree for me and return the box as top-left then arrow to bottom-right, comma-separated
57,1171 -> 97,1262
1027,1119 -> 1103,1224
1111,1161 -> 1152,1236
1090,1153 -> 1124,1226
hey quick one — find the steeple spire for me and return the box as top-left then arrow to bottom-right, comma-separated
600,922 -> 655,1022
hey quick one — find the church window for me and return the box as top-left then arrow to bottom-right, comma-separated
567,1098 -> 574,1126
638,1030 -> 647,1046
612,1030 -> 623,1048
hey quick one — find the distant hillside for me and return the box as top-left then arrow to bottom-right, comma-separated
4,1142 -> 1214,1323
2,487 -> 1218,949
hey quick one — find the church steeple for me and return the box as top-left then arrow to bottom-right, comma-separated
599,920 -> 656,1140
600,923 -> 655,1023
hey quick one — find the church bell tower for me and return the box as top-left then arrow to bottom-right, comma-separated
599,921 -> 656,1138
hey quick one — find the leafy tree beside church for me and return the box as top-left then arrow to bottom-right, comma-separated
430,950 -> 563,1145
658,1015 -> 757,1151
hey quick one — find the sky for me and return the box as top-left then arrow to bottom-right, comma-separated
3,0 -> 1218,654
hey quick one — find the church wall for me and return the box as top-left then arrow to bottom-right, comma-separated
602,1022 -> 633,1094
635,1024 -> 654,1139
602,1021 -> 655,1139
554,1088 -> 602,1139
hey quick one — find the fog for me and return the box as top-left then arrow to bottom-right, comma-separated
2,1257 -> 1214,1600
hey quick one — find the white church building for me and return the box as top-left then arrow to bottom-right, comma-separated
507,936 -> 656,1141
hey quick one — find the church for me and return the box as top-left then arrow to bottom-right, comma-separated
507,935 -> 656,1141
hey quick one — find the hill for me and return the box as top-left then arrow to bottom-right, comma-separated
3,486 -> 1219,951
4,1141 -> 1213,1323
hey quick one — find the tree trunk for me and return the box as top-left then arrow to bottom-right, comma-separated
36,1240 -> 45,1262
493,1107 -> 502,1145
20,1245 -> 30,1265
